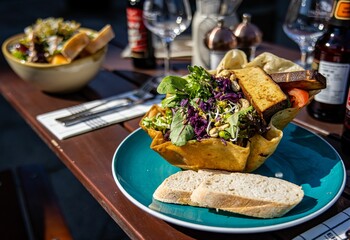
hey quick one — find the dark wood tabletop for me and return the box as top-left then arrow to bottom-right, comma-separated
1,38 -> 349,239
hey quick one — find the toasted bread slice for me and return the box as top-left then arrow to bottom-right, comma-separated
233,67 -> 288,122
61,32 -> 90,61
84,24 -> 115,54
270,70 -> 326,90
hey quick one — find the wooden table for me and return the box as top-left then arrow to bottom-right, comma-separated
1,41 -> 349,240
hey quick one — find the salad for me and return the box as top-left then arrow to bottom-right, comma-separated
142,66 -> 271,147
9,18 -> 84,63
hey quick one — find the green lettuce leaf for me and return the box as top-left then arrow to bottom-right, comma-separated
157,76 -> 187,94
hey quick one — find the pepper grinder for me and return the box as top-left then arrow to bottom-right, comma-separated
233,13 -> 262,61
204,19 -> 237,69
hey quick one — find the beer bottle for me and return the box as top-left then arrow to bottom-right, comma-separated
126,0 -> 156,69
307,0 -> 350,123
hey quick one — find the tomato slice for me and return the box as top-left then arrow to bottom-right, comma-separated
287,88 -> 309,108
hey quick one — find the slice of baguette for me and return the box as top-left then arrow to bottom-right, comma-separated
84,24 -> 115,54
233,67 -> 289,123
61,32 -> 90,61
153,170 -> 218,205
190,172 -> 304,218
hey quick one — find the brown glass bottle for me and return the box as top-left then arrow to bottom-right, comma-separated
307,0 -> 350,123
342,88 -> 350,155
126,0 -> 156,69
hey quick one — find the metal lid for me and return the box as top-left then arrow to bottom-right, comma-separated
204,19 -> 237,51
233,13 -> 262,48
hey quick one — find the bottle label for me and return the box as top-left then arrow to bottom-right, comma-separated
126,8 -> 147,53
315,61 -> 350,104
334,0 -> 350,20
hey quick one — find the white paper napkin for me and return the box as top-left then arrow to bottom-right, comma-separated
37,91 -> 161,140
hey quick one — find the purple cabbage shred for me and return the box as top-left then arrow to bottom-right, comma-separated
180,98 -> 189,107
187,106 -> 209,140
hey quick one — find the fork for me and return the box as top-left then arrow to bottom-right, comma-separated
55,77 -> 158,124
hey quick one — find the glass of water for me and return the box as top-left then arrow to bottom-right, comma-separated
143,0 -> 192,77
283,0 -> 332,69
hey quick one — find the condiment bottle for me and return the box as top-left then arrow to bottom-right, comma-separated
307,0 -> 350,123
204,19 -> 237,69
342,87 -> 350,155
233,13 -> 262,61
126,0 -> 156,69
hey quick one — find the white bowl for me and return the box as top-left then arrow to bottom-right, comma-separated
2,32 -> 107,94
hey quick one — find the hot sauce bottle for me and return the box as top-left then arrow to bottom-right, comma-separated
307,0 -> 350,123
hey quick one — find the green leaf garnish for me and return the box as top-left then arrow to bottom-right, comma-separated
169,109 -> 194,146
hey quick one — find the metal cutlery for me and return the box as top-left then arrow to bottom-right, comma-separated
58,96 -> 156,127
55,77 -> 159,125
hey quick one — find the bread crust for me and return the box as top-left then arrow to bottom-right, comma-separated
85,24 -> 115,54
270,70 -> 326,90
61,32 -> 90,61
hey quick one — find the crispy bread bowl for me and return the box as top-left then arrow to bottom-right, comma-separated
140,50 -> 323,172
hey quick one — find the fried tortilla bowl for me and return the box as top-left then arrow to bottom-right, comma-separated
140,50 -> 320,172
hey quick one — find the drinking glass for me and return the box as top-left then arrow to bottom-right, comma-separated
283,0 -> 332,69
143,0 -> 192,77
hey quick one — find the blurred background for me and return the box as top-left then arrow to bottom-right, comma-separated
0,0 -> 297,239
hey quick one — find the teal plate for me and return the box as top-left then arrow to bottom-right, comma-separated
111,123 -> 346,233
